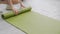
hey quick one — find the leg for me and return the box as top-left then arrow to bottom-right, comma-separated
6,0 -> 12,10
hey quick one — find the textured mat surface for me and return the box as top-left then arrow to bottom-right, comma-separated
3,11 -> 60,34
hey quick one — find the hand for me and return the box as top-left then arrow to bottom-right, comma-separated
13,8 -> 19,15
21,5 -> 25,9
20,2 -> 25,8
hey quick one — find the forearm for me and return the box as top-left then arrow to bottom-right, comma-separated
7,0 -> 19,15
8,0 -> 14,9
18,0 -> 25,8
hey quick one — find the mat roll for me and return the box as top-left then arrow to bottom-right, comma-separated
2,7 -> 32,19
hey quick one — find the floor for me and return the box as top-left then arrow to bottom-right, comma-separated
0,0 -> 60,34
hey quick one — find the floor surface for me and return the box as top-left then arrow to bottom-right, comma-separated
0,0 -> 60,34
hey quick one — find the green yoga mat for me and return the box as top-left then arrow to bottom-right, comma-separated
2,7 -> 60,34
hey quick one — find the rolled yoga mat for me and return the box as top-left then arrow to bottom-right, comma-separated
2,7 -> 32,19
2,7 -> 60,34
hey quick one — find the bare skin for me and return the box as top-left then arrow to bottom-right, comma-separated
0,0 -> 25,15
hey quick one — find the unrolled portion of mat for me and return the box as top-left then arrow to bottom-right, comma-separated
2,7 -> 31,19
3,11 -> 60,34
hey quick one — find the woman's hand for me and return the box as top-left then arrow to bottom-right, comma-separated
13,8 -> 19,15
21,3 -> 25,8
18,0 -> 25,8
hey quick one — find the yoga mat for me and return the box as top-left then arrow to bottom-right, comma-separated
2,8 -> 60,34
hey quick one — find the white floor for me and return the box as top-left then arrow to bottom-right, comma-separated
30,0 -> 60,20
0,0 -> 60,34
